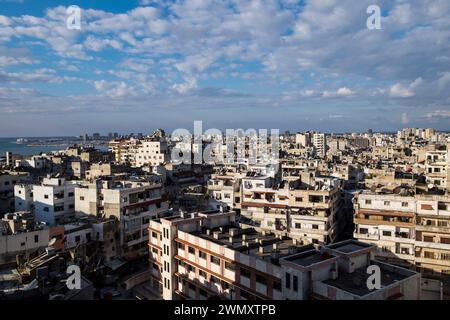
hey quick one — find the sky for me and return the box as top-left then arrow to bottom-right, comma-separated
0,0 -> 449,136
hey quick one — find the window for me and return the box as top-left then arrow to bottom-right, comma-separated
384,201 -> 390,206
177,242 -> 184,250
240,268 -> 251,278
43,207 -> 49,212
199,288 -> 207,298
199,270 -> 207,278
188,246 -> 195,254
255,274 -> 267,286
68,192 -> 74,197
365,199 -> 372,205
273,280 -> 282,291
423,236 -> 434,243
199,251 -> 207,260
441,253 -> 450,261
402,202 -> 408,207
285,272 -> 291,289
44,194 -> 49,199
382,231 -> 392,237
424,251 -> 435,259
295,197 -> 303,202
80,196 -> 85,201
34,235 -> 39,243
225,261 -> 235,271
210,255 -> 220,265
312,224 -> 319,230
293,275 -> 298,292
152,231 -> 157,239
441,238 -> 450,244
359,228 -> 368,234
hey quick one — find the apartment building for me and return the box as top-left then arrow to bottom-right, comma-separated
31,177 -> 78,226
354,192 -> 450,298
0,211 -> 50,265
207,173 -> 241,211
295,132 -> 312,148
148,209 -> 420,300
313,133 -> 326,158
14,184 -> 33,212
425,148 -> 448,189
135,140 -> 169,167
75,177 -> 169,259
108,138 -> 141,166
354,192 -> 416,268
415,196 -> 450,279
0,171 -> 30,214
288,176 -> 342,244
240,172 -> 342,245
86,162 -> 129,180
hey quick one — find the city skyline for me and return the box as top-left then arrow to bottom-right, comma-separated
0,0 -> 449,136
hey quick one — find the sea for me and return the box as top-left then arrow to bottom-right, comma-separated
0,137 -> 108,157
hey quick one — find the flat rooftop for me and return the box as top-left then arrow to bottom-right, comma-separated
322,263 -> 412,297
284,250 -> 333,267
326,240 -> 374,255
192,224 -> 312,265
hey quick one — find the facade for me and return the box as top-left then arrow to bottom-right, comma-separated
135,140 -> 169,167
75,178 -> 169,259
0,171 -> 30,214
313,133 -> 326,158
425,148 -> 448,190
240,173 -> 342,245
32,177 -> 78,225
354,192 -> 450,298
0,212 -> 50,266
148,209 -> 421,300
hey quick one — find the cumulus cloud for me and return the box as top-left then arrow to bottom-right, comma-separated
0,0 -> 450,133
389,78 -> 423,98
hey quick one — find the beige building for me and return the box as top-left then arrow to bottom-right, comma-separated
75,177 -> 169,259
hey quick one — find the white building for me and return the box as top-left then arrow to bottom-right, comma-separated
32,177 -> 78,225
313,133 -> 326,158
135,140 -> 169,167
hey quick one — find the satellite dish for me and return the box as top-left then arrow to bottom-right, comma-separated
48,238 -> 57,246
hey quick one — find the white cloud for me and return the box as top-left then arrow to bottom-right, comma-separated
389,78 -> 423,98
172,76 -> 197,94
323,86 -> 354,98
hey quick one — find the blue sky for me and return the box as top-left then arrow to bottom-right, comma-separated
0,0 -> 449,136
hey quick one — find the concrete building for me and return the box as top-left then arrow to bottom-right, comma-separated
0,171 -> 30,214
313,133 -> 326,158
148,209 -> 421,300
136,140 -> 169,167
425,148 -> 448,189
75,177 -> 169,260
240,172 -> 343,245
32,177 -> 78,225
0,212 -> 50,266
354,191 -> 450,298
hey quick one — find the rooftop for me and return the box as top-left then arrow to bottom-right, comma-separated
322,262 -> 413,297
